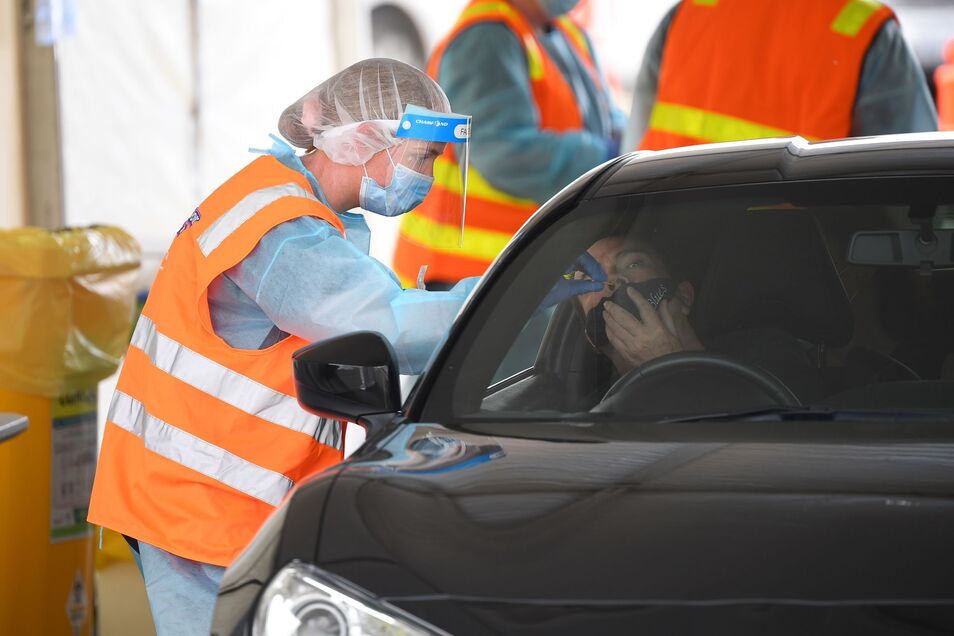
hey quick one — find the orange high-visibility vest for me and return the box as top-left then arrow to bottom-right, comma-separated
937,39 -> 954,131
88,156 -> 346,566
393,1 -> 599,285
640,0 -> 895,150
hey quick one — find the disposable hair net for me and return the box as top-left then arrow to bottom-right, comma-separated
278,58 -> 451,166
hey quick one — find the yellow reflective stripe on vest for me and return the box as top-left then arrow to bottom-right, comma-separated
130,315 -> 342,448
108,391 -> 294,506
434,156 -> 537,208
555,16 -> 591,59
399,212 -> 512,263
457,1 -> 545,81
197,183 -> 319,257
648,101 -> 809,144
831,0 -> 883,37
459,0 -> 520,23
693,0 -> 718,6
522,34 -> 546,81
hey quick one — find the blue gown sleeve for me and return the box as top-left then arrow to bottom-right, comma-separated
623,4 -> 677,152
438,22 -> 609,203
225,216 -> 479,374
851,19 -> 938,136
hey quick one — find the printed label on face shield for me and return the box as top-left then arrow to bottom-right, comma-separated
398,105 -> 472,143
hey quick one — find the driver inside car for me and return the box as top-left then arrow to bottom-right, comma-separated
567,233 -> 827,406
573,235 -> 704,375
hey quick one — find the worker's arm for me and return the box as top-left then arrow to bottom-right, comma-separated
438,22 -> 610,203
622,4 -> 678,152
224,216 -> 478,374
851,19 -> 938,135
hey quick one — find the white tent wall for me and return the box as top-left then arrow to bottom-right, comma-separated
58,1 -> 340,283
0,0 -> 26,228
58,0 -> 194,271
197,1 -> 336,201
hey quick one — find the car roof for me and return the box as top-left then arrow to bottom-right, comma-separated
591,132 -> 954,200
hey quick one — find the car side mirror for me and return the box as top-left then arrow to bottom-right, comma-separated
292,332 -> 401,421
0,413 -> 28,444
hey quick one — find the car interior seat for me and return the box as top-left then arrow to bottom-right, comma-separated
689,210 -> 855,402
871,269 -> 954,379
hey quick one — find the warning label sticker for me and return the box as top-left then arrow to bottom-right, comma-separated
65,569 -> 88,636
50,389 -> 97,542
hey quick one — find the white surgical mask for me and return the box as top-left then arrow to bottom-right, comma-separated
359,150 -> 434,217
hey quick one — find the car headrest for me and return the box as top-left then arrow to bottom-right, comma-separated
691,212 -> 853,347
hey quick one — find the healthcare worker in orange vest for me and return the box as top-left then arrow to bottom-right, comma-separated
86,59 -> 521,636
625,0 -> 938,152
392,0 -> 624,289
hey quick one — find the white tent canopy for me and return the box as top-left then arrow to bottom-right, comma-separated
58,0 -> 337,278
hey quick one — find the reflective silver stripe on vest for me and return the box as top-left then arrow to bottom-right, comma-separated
108,391 -> 293,506
196,182 -> 316,257
131,315 -> 341,448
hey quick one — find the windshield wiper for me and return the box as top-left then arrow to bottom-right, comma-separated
661,406 -> 954,425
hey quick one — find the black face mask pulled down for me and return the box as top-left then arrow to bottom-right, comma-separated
584,278 -> 676,348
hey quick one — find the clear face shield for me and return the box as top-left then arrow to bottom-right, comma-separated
395,104 -> 471,247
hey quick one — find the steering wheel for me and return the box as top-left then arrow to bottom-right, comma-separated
594,351 -> 801,415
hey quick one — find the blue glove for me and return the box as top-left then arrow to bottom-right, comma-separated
537,252 -> 607,313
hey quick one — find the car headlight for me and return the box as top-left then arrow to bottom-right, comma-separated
253,561 -> 447,636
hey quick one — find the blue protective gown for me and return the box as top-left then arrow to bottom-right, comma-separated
438,20 -> 626,204
622,5 -> 939,151
207,139 -> 478,373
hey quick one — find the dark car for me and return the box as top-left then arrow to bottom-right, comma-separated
212,133 -> 954,636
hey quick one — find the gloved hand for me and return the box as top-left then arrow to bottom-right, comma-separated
537,252 -> 607,313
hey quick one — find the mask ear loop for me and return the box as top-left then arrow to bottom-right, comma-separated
363,146 -> 397,185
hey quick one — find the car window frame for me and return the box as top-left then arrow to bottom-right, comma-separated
410,175 -> 954,426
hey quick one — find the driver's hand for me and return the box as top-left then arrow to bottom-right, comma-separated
604,287 -> 702,373
663,295 -> 704,353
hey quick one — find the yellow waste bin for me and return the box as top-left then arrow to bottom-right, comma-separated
0,227 -> 139,636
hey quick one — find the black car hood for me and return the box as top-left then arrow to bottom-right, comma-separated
314,422 -> 954,625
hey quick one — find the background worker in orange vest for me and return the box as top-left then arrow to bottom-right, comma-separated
392,0 -> 624,289
87,59 -> 484,636
938,39 -> 954,130
624,0 -> 938,152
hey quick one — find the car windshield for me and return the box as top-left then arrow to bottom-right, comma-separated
425,177 -> 954,424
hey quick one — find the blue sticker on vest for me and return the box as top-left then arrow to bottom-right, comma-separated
397,104 -> 471,143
